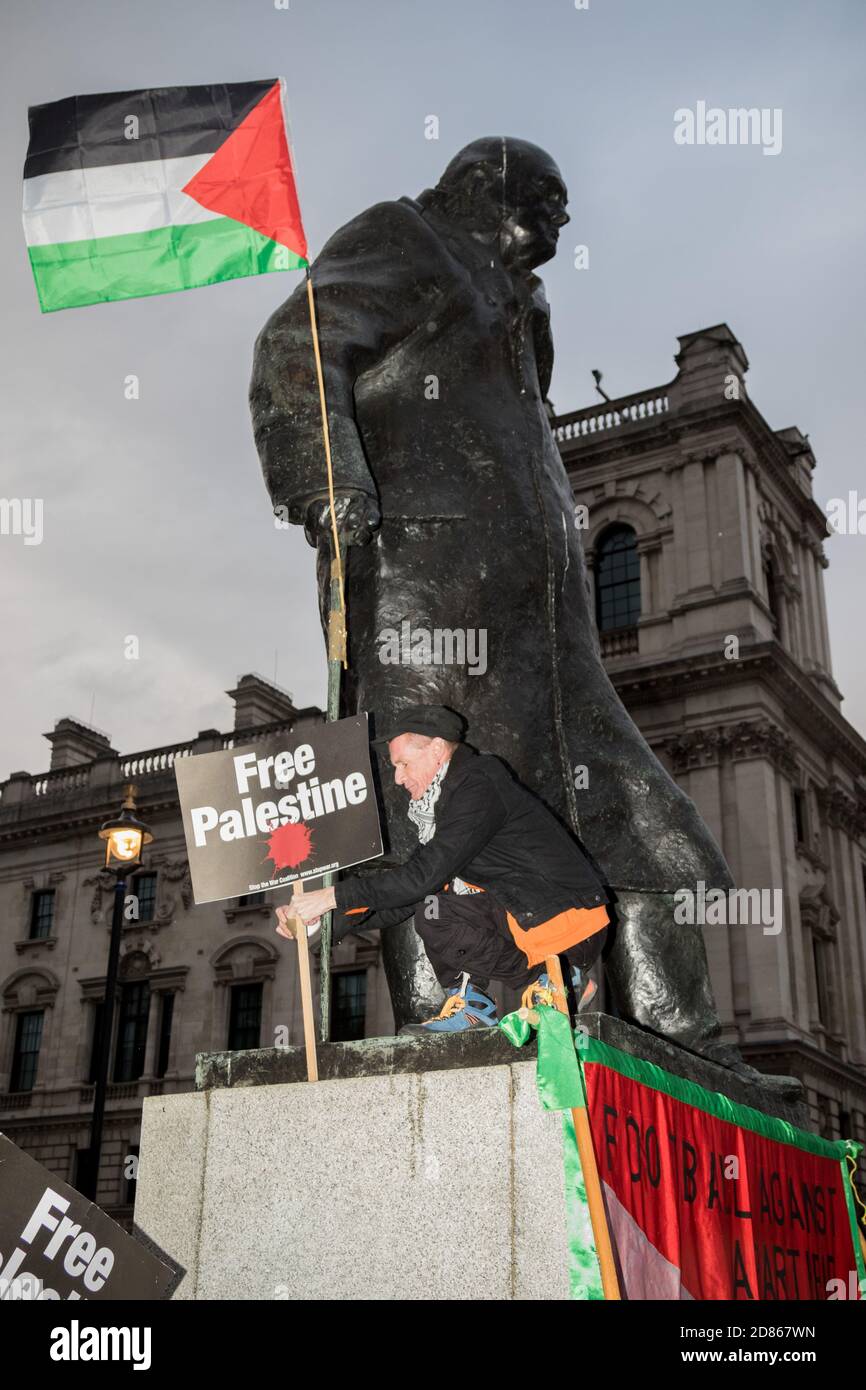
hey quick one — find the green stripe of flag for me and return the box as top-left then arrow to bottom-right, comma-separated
28,216 -> 306,312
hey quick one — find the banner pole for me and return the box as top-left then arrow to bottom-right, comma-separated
305,266 -> 347,637
318,534 -> 346,1042
545,954 -> 621,1300
304,263 -> 347,1042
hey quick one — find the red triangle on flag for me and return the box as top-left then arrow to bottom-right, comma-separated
183,80 -> 307,260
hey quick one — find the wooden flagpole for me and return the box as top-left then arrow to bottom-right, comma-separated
318,535 -> 345,1042
306,267 -> 347,643
304,265 -> 347,1042
545,954 -> 621,1300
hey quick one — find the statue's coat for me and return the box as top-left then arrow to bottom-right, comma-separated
250,194 -> 733,896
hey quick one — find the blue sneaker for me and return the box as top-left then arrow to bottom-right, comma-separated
399,974 -> 499,1036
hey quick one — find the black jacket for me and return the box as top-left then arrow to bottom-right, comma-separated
334,743 -> 608,937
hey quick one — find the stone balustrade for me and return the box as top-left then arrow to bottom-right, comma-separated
553,389 -> 670,443
1,713 -> 324,813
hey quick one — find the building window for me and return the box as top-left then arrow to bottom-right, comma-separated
30,890 -> 55,940
131,873 -> 157,923
331,970 -> 367,1043
237,891 -> 266,907
793,789 -> 808,846
10,1010 -> 44,1092
74,1148 -> 92,1192
155,994 -> 175,1078
595,525 -> 640,632
113,982 -> 151,1082
228,984 -> 262,1051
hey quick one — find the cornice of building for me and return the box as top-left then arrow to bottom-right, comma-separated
609,640 -> 866,794
554,386 -> 829,541
0,709 -> 324,847
741,1040 -> 866,1094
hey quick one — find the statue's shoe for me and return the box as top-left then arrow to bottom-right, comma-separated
692,1039 -> 804,1099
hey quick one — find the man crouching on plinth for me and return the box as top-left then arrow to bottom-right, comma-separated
275,703 -> 610,1036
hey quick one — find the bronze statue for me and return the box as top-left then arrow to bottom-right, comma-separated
249,137 -> 795,1091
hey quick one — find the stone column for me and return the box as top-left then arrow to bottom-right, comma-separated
844,831 -> 866,1065
744,465 -> 765,593
715,452 -> 752,586
802,543 -> 822,668
823,807 -> 866,1061
689,760 -> 736,1027
776,773 -> 810,1034
636,540 -> 652,614
727,756 -> 791,1029
139,988 -> 159,1082
681,458 -> 713,593
787,540 -> 806,662
812,548 -> 834,675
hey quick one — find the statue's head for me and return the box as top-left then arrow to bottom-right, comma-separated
418,136 -> 569,271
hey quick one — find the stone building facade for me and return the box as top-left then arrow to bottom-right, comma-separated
0,674 -> 394,1222
554,323 -> 866,1168
2,323 -> 864,1225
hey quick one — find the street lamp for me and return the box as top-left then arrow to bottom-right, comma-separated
82,786 -> 153,1202
98,787 -> 153,867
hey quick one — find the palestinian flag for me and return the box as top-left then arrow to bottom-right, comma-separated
22,79 -> 307,313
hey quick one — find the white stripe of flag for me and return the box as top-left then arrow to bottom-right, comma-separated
22,154 -> 219,246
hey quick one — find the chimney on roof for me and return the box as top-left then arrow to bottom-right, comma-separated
672,323 -> 749,410
44,717 -> 115,770
775,426 -> 816,499
227,673 -> 299,732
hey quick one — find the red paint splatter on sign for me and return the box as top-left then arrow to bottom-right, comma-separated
265,821 -> 313,872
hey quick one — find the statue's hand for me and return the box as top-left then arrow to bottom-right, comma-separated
303,492 -> 381,549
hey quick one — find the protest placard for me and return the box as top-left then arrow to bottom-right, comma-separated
0,1134 -> 176,1301
174,713 -> 383,905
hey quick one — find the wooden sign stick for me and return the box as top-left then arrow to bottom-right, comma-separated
291,882 -> 319,1083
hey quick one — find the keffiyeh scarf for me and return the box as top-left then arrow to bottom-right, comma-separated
407,758 -> 482,896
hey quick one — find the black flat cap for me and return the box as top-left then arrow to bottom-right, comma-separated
371,703 -> 466,749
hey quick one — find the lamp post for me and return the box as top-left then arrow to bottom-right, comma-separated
82,785 -> 153,1202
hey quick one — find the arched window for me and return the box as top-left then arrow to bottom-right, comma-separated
596,525 -> 640,632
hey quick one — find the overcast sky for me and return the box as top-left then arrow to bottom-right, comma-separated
1,0 -> 864,779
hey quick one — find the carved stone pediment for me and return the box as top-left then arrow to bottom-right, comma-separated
82,868 -> 115,925
799,882 -> 839,940
119,945 -> 158,978
815,781 -> 866,838
211,936 -> 278,986
149,857 -> 192,923
2,966 -> 60,1011
84,857 -> 193,933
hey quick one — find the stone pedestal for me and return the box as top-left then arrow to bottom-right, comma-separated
133,1016 -> 808,1300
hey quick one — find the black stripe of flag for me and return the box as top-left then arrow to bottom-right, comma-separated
24,80 -> 278,178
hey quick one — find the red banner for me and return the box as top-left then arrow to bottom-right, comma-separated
581,1042 -> 864,1301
